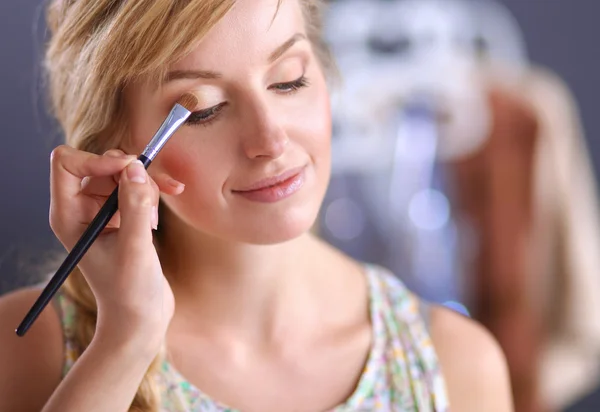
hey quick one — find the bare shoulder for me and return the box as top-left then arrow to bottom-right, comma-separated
0,287 -> 64,411
429,305 -> 514,412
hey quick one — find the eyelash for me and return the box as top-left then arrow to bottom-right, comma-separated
185,103 -> 226,128
269,75 -> 310,94
184,75 -> 310,127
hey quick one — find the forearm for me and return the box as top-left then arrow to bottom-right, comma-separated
41,332 -> 160,412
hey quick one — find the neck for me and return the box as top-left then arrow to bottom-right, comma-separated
156,207 -> 337,346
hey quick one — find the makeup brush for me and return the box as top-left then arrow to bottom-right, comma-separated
16,93 -> 199,337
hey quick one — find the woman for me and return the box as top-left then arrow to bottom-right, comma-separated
0,0 -> 512,411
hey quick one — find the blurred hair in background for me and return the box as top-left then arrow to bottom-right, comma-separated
2,1 -> 600,411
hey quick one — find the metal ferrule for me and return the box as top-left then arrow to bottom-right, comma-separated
141,104 -> 192,161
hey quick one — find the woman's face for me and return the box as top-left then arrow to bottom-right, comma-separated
124,0 -> 331,244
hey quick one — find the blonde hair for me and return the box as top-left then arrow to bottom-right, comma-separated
44,0 -> 331,410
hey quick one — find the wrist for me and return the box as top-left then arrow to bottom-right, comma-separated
94,314 -> 166,357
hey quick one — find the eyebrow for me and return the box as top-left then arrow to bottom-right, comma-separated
268,33 -> 306,63
163,33 -> 307,84
162,69 -> 221,83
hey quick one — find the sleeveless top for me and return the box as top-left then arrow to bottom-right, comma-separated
52,264 -> 450,411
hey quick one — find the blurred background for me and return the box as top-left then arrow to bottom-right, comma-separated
2,1 -> 600,411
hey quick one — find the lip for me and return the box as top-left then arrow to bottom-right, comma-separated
233,166 -> 306,192
232,166 -> 306,203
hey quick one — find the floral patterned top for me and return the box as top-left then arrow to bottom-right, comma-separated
53,264 -> 450,411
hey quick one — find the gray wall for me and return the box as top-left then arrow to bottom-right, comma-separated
0,2 -> 59,291
500,0 -> 600,173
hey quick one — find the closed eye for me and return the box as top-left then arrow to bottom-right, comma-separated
184,75 -> 309,128
269,75 -> 310,94
185,102 -> 227,127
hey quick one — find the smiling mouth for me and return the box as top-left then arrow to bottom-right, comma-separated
232,166 -> 306,193
231,166 -> 307,203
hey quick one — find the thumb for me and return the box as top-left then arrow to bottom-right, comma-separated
117,160 -> 158,252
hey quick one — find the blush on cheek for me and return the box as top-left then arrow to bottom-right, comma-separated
155,144 -> 198,185
155,143 -> 224,233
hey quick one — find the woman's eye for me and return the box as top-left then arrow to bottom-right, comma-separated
269,75 -> 310,94
185,102 -> 227,127
183,76 -> 308,127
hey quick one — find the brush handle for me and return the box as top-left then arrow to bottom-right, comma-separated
16,155 -> 152,337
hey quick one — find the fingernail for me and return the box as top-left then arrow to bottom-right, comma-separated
151,206 -> 159,230
126,160 -> 147,183
80,176 -> 90,190
168,178 -> 185,190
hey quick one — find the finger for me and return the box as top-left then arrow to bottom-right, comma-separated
50,145 -> 136,201
104,149 -> 129,158
81,166 -> 183,199
104,150 -> 135,186
50,147 -> 134,243
82,171 -> 164,196
83,171 -> 185,197
51,192 -> 124,251
117,161 -> 158,252
81,150 -> 138,194
147,176 -> 160,229
150,172 -> 186,196
83,173 -> 168,203
81,175 -> 120,197
86,200 -> 122,231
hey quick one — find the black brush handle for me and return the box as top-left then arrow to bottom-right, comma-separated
16,155 -> 152,336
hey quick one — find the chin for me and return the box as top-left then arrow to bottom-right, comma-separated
233,203 -> 321,245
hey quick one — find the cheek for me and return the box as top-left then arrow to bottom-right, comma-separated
158,146 -> 199,184
155,143 -> 228,229
299,82 -> 332,165
155,139 -> 227,196
290,81 -> 332,206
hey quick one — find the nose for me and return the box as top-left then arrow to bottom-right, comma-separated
240,97 -> 289,160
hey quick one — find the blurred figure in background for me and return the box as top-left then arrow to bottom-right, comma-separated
318,0 -> 600,411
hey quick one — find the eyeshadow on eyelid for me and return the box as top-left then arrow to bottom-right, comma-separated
184,88 -> 224,108
271,60 -> 305,80
276,55 -> 305,68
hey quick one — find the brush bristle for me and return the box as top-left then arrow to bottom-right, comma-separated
177,93 -> 199,112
